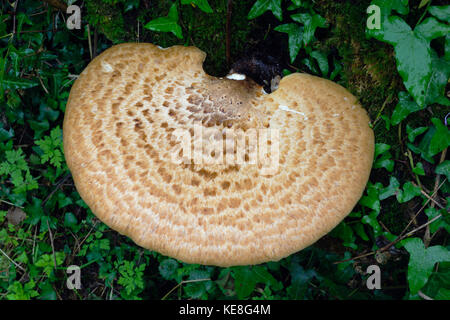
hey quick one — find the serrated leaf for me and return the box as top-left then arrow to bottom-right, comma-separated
248,0 -> 282,21
401,238 -> 450,294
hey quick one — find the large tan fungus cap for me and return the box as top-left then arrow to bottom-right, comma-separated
63,43 -> 374,267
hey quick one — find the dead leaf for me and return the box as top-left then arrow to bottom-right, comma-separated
6,207 -> 27,225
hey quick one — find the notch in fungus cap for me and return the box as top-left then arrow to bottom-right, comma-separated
63,43 -> 374,267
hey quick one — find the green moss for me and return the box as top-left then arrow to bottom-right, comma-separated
84,0 -> 254,76
315,0 -> 402,119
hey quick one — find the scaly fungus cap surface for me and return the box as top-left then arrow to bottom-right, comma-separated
63,43 -> 374,266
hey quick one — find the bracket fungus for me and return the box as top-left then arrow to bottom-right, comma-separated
63,43 -> 374,266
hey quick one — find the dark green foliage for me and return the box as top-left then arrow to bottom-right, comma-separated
0,0 -> 449,300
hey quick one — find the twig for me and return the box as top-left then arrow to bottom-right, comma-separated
418,290 -> 433,300
42,172 -> 71,205
0,247 -> 26,272
335,179 -> 447,264
161,278 -> 211,300
87,24 -> 93,60
37,73 -> 49,95
372,92 -> 394,127
46,218 -> 58,271
0,199 -> 24,208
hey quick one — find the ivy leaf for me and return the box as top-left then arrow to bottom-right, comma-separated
397,182 -> 421,203
309,51 -> 329,76
291,13 -> 327,46
287,264 -> 316,299
406,125 -> 428,143
435,160 -> 450,181
181,0 -> 213,13
407,126 -> 436,163
274,24 -> 304,63
367,15 -> 450,107
232,266 -> 279,299
359,182 -> 382,213
412,162 -> 425,176
401,238 -> 450,294
425,207 -> 450,234
429,118 -> 450,157
373,143 -> 394,172
391,91 -> 423,126
424,54 -> 450,106
248,0 -> 282,21
330,222 -> 357,249
379,176 -> 400,200
144,3 -> 183,39
428,6 -> 450,23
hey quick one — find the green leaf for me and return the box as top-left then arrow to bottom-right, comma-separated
401,238 -> 450,294
424,54 -> 450,106
436,161 -> 450,181
429,118 -> 450,156
248,0 -> 282,21
359,183 -> 381,213
398,182 -> 421,203
309,51 -> 329,76
412,162 -> 425,176
406,125 -> 428,143
407,126 -> 436,163
0,76 -> 38,91
64,212 -> 78,229
144,3 -> 183,39
274,24 -> 304,63
181,0 -> 213,13
287,264 -> 316,299
379,176 -> 400,200
232,266 -> 279,299
367,15 -> 450,107
425,207 -> 450,234
429,6 -> 450,23
436,288 -> 450,300
373,143 -> 394,172
391,92 -> 423,125
159,258 -> 179,280
291,13 -> 327,46
330,222 -> 357,249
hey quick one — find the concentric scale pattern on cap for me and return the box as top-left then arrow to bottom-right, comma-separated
63,43 -> 374,266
